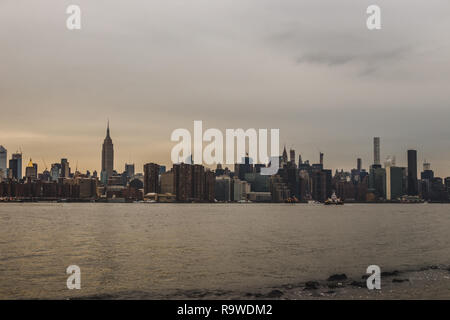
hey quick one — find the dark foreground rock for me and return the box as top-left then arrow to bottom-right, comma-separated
392,278 -> 409,283
266,290 -> 284,298
327,274 -> 347,281
381,270 -> 400,277
304,281 -> 320,290
350,281 -> 366,288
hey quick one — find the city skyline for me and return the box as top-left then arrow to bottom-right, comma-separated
0,127 -> 448,178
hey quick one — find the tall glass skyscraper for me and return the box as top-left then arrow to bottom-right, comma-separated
9,153 -> 22,180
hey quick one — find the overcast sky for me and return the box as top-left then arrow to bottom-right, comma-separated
1,0 -> 450,176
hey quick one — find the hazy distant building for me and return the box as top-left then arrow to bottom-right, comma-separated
369,166 -> 386,199
61,158 -> 70,178
144,163 -> 160,194
357,158 -> 362,172
311,169 -> 328,202
244,172 -> 270,192
289,149 -> 296,167
445,177 -> 450,197
173,163 -> 193,202
9,153 -> 22,180
160,171 -> 175,194
25,159 -> 37,180
235,155 -> 253,181
125,164 -> 135,179
192,164 -> 205,201
50,163 -> 61,181
233,177 -> 250,201
270,175 -> 290,202
281,146 -> 288,168
407,149 -> 418,196
215,175 -> 232,202
101,121 -> 114,180
204,170 -> 215,202
385,158 -> 404,201
373,137 -> 380,165
0,146 -> 6,179
76,178 -> 98,199
39,170 -> 51,182
421,161 -> 434,180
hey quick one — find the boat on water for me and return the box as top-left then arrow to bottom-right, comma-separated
324,192 -> 344,205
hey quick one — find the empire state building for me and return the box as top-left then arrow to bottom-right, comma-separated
101,121 -> 114,178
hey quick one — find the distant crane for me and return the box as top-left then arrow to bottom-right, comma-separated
42,158 -> 48,171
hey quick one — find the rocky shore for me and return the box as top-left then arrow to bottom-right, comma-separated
251,265 -> 450,300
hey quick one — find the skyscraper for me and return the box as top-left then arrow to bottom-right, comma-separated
61,158 -> 70,178
101,121 -> 114,179
25,159 -> 37,180
407,149 -> 418,196
125,163 -> 135,179
357,158 -> 362,172
50,163 -> 61,181
144,163 -> 160,195
281,146 -> 288,167
9,153 -> 22,180
373,137 -> 380,165
0,146 -> 6,178
289,149 -> 296,166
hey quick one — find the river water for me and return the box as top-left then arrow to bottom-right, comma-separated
0,203 -> 449,299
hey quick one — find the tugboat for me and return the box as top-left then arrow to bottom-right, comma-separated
324,192 -> 344,205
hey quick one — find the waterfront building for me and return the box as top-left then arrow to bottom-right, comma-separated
204,170 -> 215,202
215,175 -> 232,202
369,165 -> 386,199
385,158 -> 405,201
270,175 -> 290,202
160,170 -> 175,194
244,172 -> 270,192
235,155 -> 253,181
144,163 -> 160,195
173,163 -> 193,202
232,177 -> 250,201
